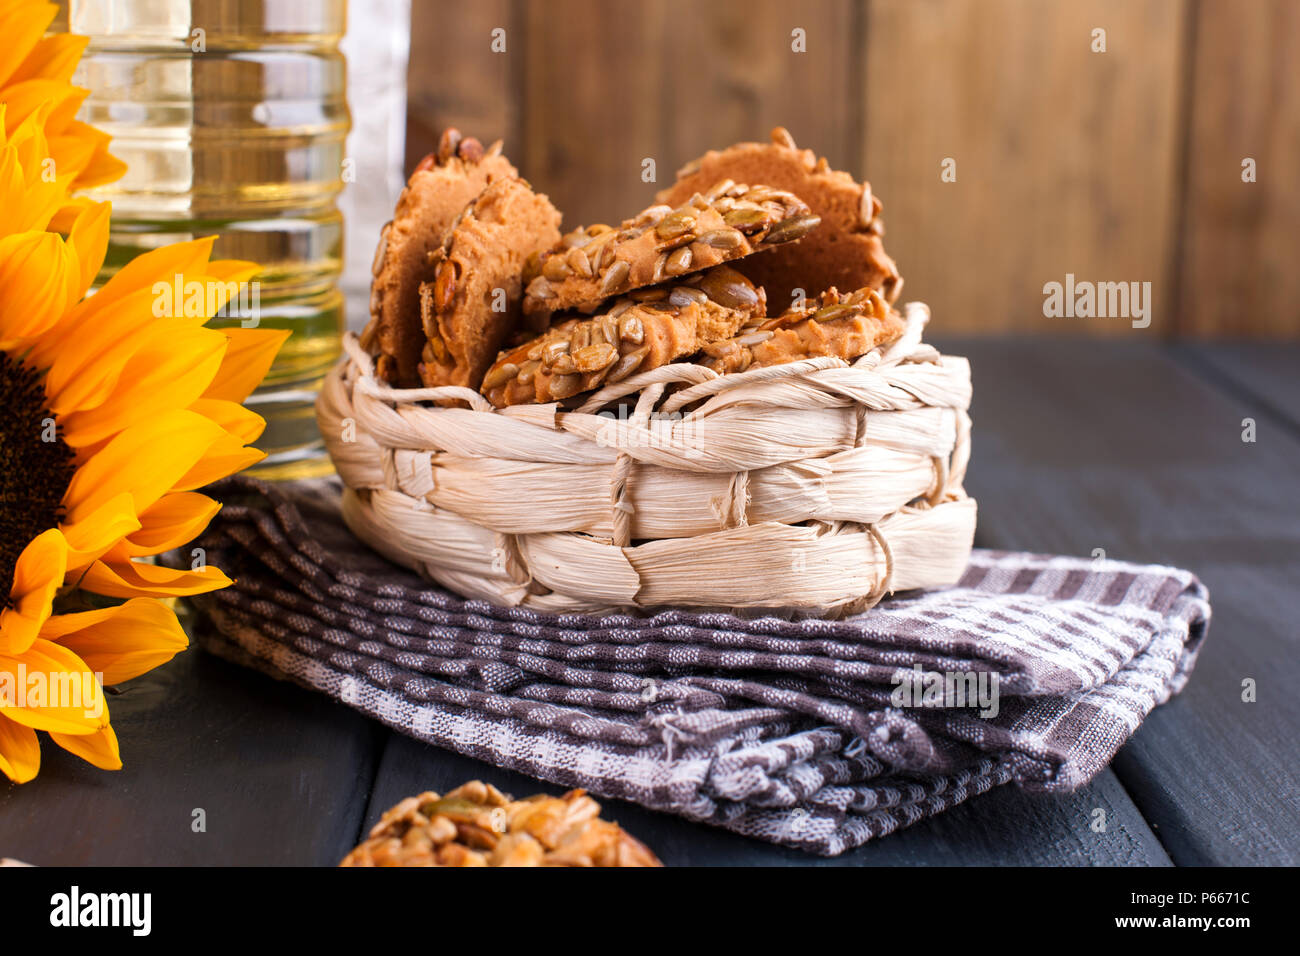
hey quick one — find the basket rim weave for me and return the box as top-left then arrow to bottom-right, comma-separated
320,302 -> 977,615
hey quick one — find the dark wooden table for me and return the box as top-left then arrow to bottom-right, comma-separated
2,339 -> 1296,866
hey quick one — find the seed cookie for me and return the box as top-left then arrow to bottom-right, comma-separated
339,780 -> 661,867
483,266 -> 766,407
520,181 -> 818,321
699,287 -> 905,375
418,176 -> 563,391
362,128 -> 518,387
656,127 -> 902,314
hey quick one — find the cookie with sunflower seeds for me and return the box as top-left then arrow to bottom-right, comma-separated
417,176 -> 562,391
520,181 -> 819,321
698,286 -> 906,375
484,266 -> 766,407
657,127 -> 903,314
362,128 -> 517,387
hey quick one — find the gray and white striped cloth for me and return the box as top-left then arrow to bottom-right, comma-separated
179,477 -> 1210,856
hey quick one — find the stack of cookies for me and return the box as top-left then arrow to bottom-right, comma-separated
361,127 -> 907,408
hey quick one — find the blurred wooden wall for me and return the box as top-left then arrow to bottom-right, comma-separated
404,0 -> 1300,338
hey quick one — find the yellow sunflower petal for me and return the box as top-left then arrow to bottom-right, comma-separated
62,409 -> 228,522
122,492 -> 221,558
49,723 -> 121,771
0,639 -> 107,735
0,715 -> 40,783
0,230 -> 79,350
175,431 -> 265,490
79,554 -> 234,599
0,529 -> 66,657
0,0 -> 55,90
191,397 -> 267,444
60,491 -> 142,575
42,598 -> 188,686
56,122 -> 126,190
203,327 -> 292,403
8,30 -> 86,86
65,197 -> 110,295
58,325 -> 229,447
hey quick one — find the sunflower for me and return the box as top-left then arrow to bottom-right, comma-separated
0,106 -> 288,782
0,0 -> 125,228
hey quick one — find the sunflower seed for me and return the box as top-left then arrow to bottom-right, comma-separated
859,186 -> 876,229
427,335 -> 448,363
543,255 -> 571,281
433,261 -> 456,311
597,314 -> 619,345
697,228 -> 744,250
548,373 -> 583,399
371,222 -> 391,277
689,192 -> 711,211
619,313 -> 644,344
704,179 -> 736,200
458,137 -> 484,163
655,209 -> 697,241
437,128 -> 462,163
481,362 -> 518,391
526,342 -> 545,361
587,223 -> 613,236
607,346 -> 650,383
600,259 -> 630,296
572,342 -> 618,373
771,127 -> 797,150
668,286 -> 707,308
735,330 -> 774,347
516,360 -> 539,386
541,339 -> 570,366
629,287 -> 668,302
608,299 -> 633,319
569,324 -> 591,351
369,285 -> 382,318
550,353 -> 577,375
526,276 -> 556,299
522,250 -> 543,284
812,303 -> 864,323
723,206 -> 772,233
651,252 -> 668,282
762,213 -> 821,244
567,247 -> 594,277
664,246 -> 693,276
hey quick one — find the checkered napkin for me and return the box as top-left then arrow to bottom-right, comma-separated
177,476 -> 1210,856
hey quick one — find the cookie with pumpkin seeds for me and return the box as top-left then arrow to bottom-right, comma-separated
483,265 -> 766,407
698,287 -> 906,375
361,128 -> 517,387
520,181 -> 818,322
657,127 -> 902,314
417,176 -> 562,391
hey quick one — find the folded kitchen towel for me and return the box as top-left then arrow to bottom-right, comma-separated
176,476 -> 1210,856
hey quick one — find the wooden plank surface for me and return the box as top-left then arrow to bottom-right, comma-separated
1175,0 -> 1300,337
934,336 -> 1300,865
0,637 -> 380,866
861,0 -> 1187,336
363,731 -> 1170,866
404,0 -> 520,174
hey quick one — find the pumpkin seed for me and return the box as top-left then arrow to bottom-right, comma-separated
697,228 -> 744,250
723,206 -> 772,233
668,286 -> 708,308
433,261 -> 456,311
812,303 -> 864,323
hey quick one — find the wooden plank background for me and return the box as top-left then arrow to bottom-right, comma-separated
404,0 -> 1300,338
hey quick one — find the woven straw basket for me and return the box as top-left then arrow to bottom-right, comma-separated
318,302 -> 976,615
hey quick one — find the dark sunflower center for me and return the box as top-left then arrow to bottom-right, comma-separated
0,351 -> 76,605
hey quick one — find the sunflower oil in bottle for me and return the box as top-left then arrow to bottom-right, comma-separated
55,0 -> 351,479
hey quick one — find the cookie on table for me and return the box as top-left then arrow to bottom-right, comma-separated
520,181 -> 819,322
339,780 -> 662,867
656,127 -> 902,314
417,176 -> 563,391
483,265 -> 766,407
699,287 -> 905,374
361,128 -> 518,387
